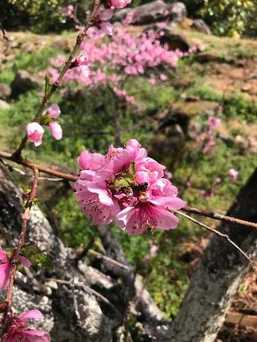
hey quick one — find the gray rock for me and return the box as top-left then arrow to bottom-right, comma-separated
113,0 -> 187,25
170,2 -> 187,23
11,70 -> 39,98
0,83 -> 11,100
192,19 -> 212,35
0,99 -> 10,110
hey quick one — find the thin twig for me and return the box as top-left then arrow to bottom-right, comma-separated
12,0 -> 101,159
0,151 -> 77,182
182,206 -> 257,230
1,150 -> 257,232
175,210 -> 251,263
1,167 -> 39,334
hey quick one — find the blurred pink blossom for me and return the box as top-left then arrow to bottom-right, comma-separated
3,309 -> 50,342
0,249 -> 31,290
49,122 -> 63,140
47,104 -> 61,119
228,168 -> 239,182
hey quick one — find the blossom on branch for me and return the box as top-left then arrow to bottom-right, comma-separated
75,139 -> 185,234
2,309 -> 50,342
0,249 -> 31,290
49,122 -> 63,140
109,0 -> 131,9
26,122 -> 45,147
46,104 -> 61,119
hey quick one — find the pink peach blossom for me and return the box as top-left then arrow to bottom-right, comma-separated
3,309 -> 50,342
75,139 -> 185,233
49,122 -> 62,140
109,0 -> 131,9
26,122 -> 44,147
47,104 -> 61,119
208,116 -> 221,131
0,249 -> 31,290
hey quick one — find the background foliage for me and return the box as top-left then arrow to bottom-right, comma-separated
2,0 -> 257,36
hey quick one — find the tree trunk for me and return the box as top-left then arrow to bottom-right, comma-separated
170,168 -> 257,342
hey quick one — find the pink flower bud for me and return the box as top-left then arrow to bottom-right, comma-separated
109,0 -> 131,9
26,122 -> 44,147
49,122 -> 63,140
47,104 -> 61,119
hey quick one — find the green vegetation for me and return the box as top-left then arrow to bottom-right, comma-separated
0,32 -> 256,317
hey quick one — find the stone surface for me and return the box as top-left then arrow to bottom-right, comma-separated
0,83 -> 11,99
192,19 -> 212,35
0,99 -> 10,110
114,0 -> 187,25
11,70 -> 39,98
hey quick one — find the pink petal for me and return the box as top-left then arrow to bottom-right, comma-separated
47,104 -> 61,119
18,309 -> 44,322
0,249 -> 9,263
0,263 -> 11,289
150,206 -> 179,230
78,151 -> 105,171
150,197 -> 186,210
21,329 -> 50,342
48,122 -> 62,140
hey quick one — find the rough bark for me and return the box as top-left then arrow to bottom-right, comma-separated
0,167 -> 170,341
170,168 -> 257,342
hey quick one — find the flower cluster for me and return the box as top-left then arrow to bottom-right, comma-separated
48,23 -> 185,105
0,249 -> 31,290
2,310 -> 50,342
75,139 -> 185,234
26,104 -> 62,147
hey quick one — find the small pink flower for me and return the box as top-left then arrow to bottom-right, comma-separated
208,116 -> 221,131
47,104 -> 61,119
3,309 -> 50,342
26,122 -> 44,147
228,168 -> 239,182
49,122 -> 62,140
62,4 -> 74,18
109,0 -> 131,9
160,73 -> 168,81
0,249 -> 31,290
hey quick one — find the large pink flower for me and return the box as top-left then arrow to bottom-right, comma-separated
75,139 -> 185,233
3,310 -> 50,342
0,249 -> 31,290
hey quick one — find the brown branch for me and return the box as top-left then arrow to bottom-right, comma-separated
12,0 -> 101,160
0,151 -> 77,182
175,210 -> 251,263
1,167 -> 39,334
1,150 -> 257,233
182,206 -> 257,230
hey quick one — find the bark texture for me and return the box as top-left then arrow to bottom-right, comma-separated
0,168 -> 170,341
170,168 -> 257,342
